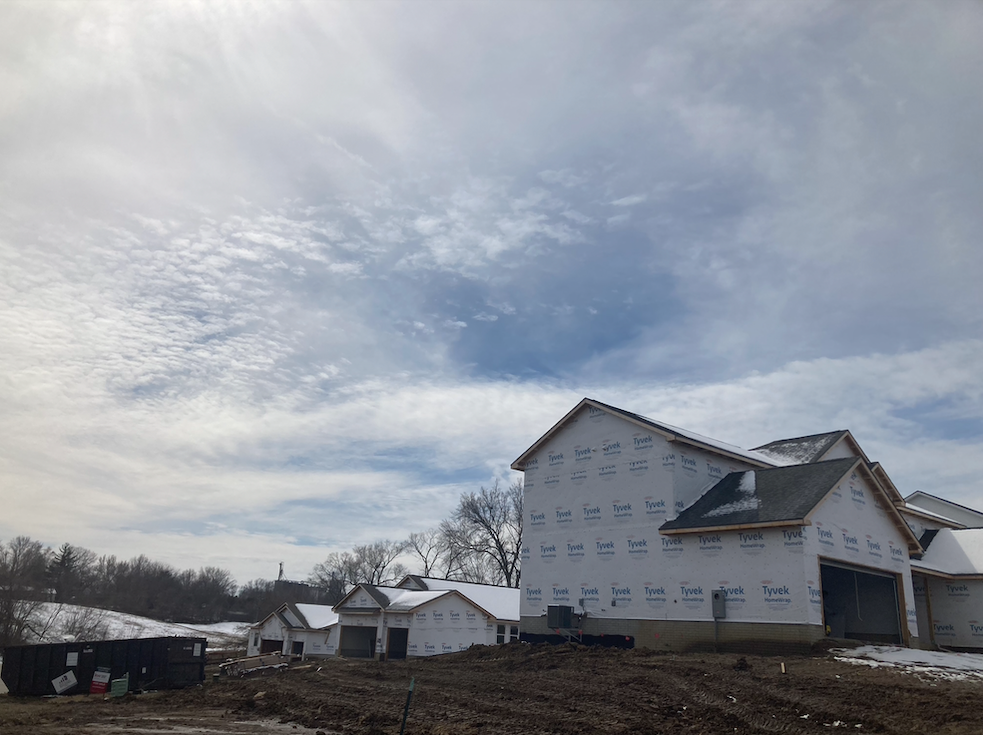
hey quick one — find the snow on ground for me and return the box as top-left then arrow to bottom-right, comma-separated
833,645 -> 983,682
26,603 -> 250,650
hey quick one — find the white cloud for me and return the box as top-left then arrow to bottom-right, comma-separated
1,0 -> 981,585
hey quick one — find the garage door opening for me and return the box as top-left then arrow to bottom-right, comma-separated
821,561 -> 902,644
339,626 -> 376,658
260,639 -> 282,654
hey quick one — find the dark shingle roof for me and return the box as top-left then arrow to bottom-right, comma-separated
661,457 -> 858,532
751,431 -> 849,465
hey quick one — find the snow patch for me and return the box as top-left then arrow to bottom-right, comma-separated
833,645 -> 983,682
704,471 -> 760,518
25,602 -> 250,650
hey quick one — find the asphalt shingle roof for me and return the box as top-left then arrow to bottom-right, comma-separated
661,457 -> 858,531
751,431 -> 848,465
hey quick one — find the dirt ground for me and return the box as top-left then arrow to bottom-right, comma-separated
2,643 -> 982,735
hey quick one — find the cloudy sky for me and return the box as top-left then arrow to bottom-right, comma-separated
2,1 -> 982,585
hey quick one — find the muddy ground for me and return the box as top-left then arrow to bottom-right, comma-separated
2,643 -> 982,734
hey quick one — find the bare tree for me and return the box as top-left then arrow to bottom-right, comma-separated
407,528 -> 450,578
0,536 -> 52,647
441,479 -> 523,587
309,539 -> 409,592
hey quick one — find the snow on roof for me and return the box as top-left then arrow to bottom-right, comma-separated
294,603 -> 339,629
751,431 -> 847,466
589,401 -> 780,467
703,470 -> 759,518
381,589 -> 451,612
412,578 -> 521,621
912,529 -> 983,576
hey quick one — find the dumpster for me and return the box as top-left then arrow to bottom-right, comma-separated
1,636 -> 206,696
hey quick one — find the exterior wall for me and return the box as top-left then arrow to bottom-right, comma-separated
822,440 -> 858,461
807,469 -> 919,642
247,616 -> 286,656
911,574 -> 935,648
521,406 -> 827,651
287,626 -> 338,657
522,614 -> 825,654
402,595 -> 495,657
902,511 -> 953,541
919,575 -> 983,650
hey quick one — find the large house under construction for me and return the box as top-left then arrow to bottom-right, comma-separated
512,398 -> 983,653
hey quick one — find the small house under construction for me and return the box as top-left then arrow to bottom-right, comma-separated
247,576 -> 519,660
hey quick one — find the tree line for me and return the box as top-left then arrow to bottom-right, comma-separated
0,479 -> 522,648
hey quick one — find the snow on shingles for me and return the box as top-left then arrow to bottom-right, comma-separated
294,603 -> 338,630
382,589 -> 450,612
703,471 -> 760,518
912,528 -> 983,575
414,578 -> 521,621
834,645 -> 983,682
752,434 -> 839,466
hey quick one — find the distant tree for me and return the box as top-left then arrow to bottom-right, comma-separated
309,539 -> 409,592
407,529 -> 450,578
0,536 -> 52,647
48,543 -> 97,604
235,579 -> 279,622
441,479 -> 523,587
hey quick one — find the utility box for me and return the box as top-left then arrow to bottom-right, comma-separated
547,605 -> 574,629
711,589 -> 727,619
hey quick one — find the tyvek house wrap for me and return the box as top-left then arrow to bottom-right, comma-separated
912,530 -> 983,648
806,469 -> 918,639
520,405 -> 917,634
522,407 -> 804,623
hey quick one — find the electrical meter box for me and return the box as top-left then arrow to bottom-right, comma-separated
711,589 -> 727,619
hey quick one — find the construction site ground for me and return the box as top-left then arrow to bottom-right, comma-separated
2,642 -> 981,734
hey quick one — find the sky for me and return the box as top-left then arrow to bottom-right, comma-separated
2,0 -> 982,586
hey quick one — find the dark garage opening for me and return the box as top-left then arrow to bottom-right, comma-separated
387,628 -> 409,660
260,639 -> 282,654
339,626 -> 376,658
821,561 -> 902,644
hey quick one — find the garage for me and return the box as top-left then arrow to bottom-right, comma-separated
821,561 -> 903,644
339,626 -> 376,658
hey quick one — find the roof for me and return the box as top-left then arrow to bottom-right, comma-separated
905,492 -> 983,528
661,457 -> 859,532
381,589 -> 452,612
293,603 -> 339,630
751,431 -> 850,465
900,503 -> 967,529
511,398 -> 778,471
912,529 -> 983,577
400,577 -> 520,622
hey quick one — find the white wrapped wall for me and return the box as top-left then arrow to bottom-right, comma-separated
522,407 -> 816,624
806,468 -> 919,639
915,576 -> 983,649
404,595 -> 496,656
521,406 -> 918,636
